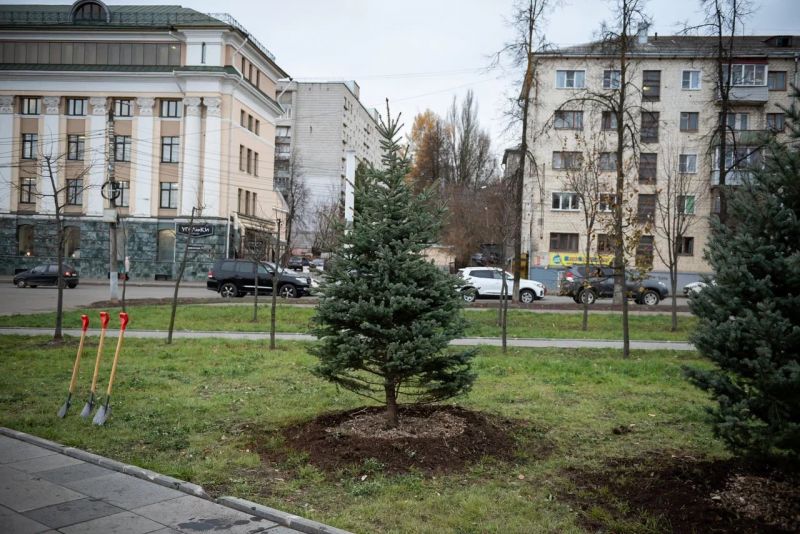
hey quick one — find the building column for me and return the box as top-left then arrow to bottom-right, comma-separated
202,97 -> 221,217
133,97 -> 155,217
39,96 -> 61,214
86,97 -> 108,216
0,96 -> 13,213
180,97 -> 202,215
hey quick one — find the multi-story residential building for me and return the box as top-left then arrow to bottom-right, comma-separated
274,80 -> 383,251
0,1 -> 289,280
522,32 -> 800,288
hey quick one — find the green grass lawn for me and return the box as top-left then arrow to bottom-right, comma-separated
0,304 -> 696,342
0,335 -> 722,533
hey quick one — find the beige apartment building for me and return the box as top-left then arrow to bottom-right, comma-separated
0,1 -> 288,280
522,33 -> 799,287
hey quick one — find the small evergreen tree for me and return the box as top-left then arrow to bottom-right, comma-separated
311,104 -> 476,428
685,88 -> 800,458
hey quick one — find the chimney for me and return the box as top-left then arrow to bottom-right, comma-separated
637,22 -> 649,44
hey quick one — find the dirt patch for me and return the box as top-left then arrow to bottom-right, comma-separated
280,405 -> 519,474
565,454 -> 800,533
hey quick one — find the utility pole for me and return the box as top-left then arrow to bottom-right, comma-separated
107,106 -> 119,302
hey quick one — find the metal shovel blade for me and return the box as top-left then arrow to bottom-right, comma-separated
80,394 -> 95,418
57,393 -> 71,419
92,400 -> 110,425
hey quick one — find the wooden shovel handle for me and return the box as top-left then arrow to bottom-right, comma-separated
105,313 -> 128,396
67,315 -> 89,394
89,312 -> 109,394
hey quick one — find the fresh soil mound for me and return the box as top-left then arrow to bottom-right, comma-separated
566,454 -> 800,533
282,405 -> 517,474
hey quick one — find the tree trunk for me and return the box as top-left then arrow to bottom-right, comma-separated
670,260 -> 679,332
384,381 -> 399,428
500,273 -> 508,353
167,208 -> 195,344
252,259 -> 259,323
54,218 -> 65,343
269,219 -> 281,350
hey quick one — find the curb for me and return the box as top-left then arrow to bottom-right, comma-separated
218,496 -> 353,534
0,427 -> 353,534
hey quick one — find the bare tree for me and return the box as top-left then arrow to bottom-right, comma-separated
653,141 -> 707,331
443,90 -> 496,188
269,218 -> 282,350
281,150 -> 309,264
311,199 -> 343,256
167,205 -> 202,344
243,220 -> 271,323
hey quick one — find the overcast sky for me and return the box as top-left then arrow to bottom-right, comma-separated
7,0 -> 798,157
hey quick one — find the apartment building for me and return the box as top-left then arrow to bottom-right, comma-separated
274,80 -> 383,251
522,33 -> 800,287
0,1 -> 288,280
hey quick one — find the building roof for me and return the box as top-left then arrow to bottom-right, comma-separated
543,34 -> 800,59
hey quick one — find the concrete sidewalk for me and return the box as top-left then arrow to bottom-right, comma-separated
0,429 -> 350,534
0,327 -> 696,351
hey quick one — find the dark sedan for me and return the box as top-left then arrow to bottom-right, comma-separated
13,263 -> 79,288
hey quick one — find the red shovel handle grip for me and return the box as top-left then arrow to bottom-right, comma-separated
81,315 -> 89,332
100,311 -> 110,329
119,312 -> 129,331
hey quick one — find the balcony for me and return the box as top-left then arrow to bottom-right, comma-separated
712,169 -> 753,186
717,85 -> 768,105
713,129 -> 772,146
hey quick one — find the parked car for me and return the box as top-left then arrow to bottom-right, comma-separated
207,259 -> 313,298
13,264 -> 79,288
683,280 -> 714,296
458,267 -> 546,304
287,256 -> 310,271
310,258 -> 325,271
560,265 -> 668,306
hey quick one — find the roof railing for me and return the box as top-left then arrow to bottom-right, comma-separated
207,13 -> 276,61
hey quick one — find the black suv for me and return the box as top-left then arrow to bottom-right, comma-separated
13,263 -> 79,288
560,265 -> 668,306
207,259 -> 312,298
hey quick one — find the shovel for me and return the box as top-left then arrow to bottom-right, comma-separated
81,311 -> 109,418
93,312 -> 129,426
57,315 -> 89,418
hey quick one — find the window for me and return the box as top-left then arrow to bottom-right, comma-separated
114,135 -> 131,162
114,99 -> 132,117
639,153 -> 657,183
556,70 -> 585,89
636,235 -> 654,267
237,188 -> 243,212
66,178 -> 82,205
254,152 -> 259,177
722,112 -> 749,131
678,195 -> 695,215
19,177 -> 35,204
767,113 -> 785,132
768,71 -> 787,91
717,146 -> 760,170
201,42 -> 206,64
116,181 -> 129,207
554,110 -> 583,129
603,69 -> 620,89
66,98 -> 87,116
549,232 -> 579,252
277,126 -> 291,138
252,193 -> 257,215
677,236 -> 694,255
724,64 -> 766,86
276,144 -> 291,156
64,226 -> 80,259
641,111 -> 659,143
680,112 -> 699,132
245,191 -> 251,215
67,134 -> 85,160
240,110 -> 246,127
159,99 -> 181,118
157,228 -> 175,262
161,136 -> 180,163
239,145 -> 245,171
160,182 -> 178,209
637,194 -> 656,220
682,70 -> 701,90
241,57 -> 246,75
551,192 -> 580,211
255,120 -> 260,135
642,70 -> 661,101
471,270 -> 494,279
21,134 -> 37,159
248,115 -> 253,132
20,97 -> 40,115
597,233 -> 613,253
598,193 -> 616,212
601,111 -> 618,130
552,151 -> 582,170
246,148 -> 253,174
17,224 -> 34,256
598,152 -> 616,171
679,154 -> 697,174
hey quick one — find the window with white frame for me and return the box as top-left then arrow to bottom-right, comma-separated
66,98 -> 87,116
555,70 -> 585,89
552,151 -> 583,170
679,154 -> 697,173
682,70 -> 701,90
678,195 -> 695,214
554,110 -> 583,129
20,97 -> 40,115
603,69 -> 621,89
722,112 -> 749,131
598,193 -> 616,212
723,64 -> 767,86
551,192 -> 580,211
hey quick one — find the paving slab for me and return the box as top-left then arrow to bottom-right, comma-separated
133,495 -> 278,533
58,510 -> 165,534
63,472 -> 184,510
0,434 -> 56,464
0,503 -> 52,534
9,453 -> 84,473
35,461 -> 116,485
23,497 -> 124,528
0,465 -> 84,513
